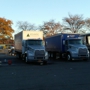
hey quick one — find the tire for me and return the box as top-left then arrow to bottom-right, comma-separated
67,53 -> 72,61
53,53 -> 56,59
40,62 -> 43,65
25,55 -> 28,63
21,54 -> 25,61
83,59 -> 88,61
60,53 -> 62,59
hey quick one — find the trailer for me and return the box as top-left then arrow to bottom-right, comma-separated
45,33 -> 89,61
14,30 -> 48,65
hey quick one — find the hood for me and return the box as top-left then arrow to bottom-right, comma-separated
28,45 -> 45,50
69,44 -> 87,48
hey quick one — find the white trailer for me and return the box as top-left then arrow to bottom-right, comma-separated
14,30 -> 48,65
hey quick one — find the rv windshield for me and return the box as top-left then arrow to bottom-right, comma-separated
68,39 -> 82,45
27,40 -> 43,45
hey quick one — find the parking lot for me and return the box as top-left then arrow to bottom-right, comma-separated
0,54 -> 90,90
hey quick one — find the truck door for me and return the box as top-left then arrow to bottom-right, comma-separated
65,40 -> 68,51
63,40 -> 68,52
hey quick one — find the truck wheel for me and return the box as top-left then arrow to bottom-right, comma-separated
60,53 -> 62,59
83,59 -> 88,61
67,53 -> 72,61
22,54 -> 25,61
40,62 -> 43,65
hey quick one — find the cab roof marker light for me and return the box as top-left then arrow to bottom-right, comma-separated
67,35 -> 69,38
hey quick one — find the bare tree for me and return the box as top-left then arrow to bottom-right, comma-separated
85,18 -> 90,29
39,20 -> 63,37
16,21 -> 36,31
63,14 -> 85,33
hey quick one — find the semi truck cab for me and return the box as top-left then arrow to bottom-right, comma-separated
63,38 -> 89,60
15,30 -> 48,65
45,33 -> 89,61
22,39 -> 48,64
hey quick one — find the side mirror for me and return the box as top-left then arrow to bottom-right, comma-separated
45,41 -> 47,46
43,41 -> 45,45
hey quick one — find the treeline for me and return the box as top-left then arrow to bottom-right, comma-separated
1,13 -> 90,44
16,14 -> 90,37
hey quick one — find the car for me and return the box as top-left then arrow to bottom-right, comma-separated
8,46 -> 15,56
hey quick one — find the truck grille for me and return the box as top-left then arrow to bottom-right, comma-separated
78,48 -> 87,56
36,57 -> 44,59
35,50 -> 45,57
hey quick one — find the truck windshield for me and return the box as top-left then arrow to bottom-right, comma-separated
27,40 -> 43,45
68,39 -> 82,45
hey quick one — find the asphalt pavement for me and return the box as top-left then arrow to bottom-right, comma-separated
0,54 -> 90,90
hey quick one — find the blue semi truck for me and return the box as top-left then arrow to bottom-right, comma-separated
45,33 -> 89,61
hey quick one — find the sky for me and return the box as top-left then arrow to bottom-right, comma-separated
0,0 -> 90,34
